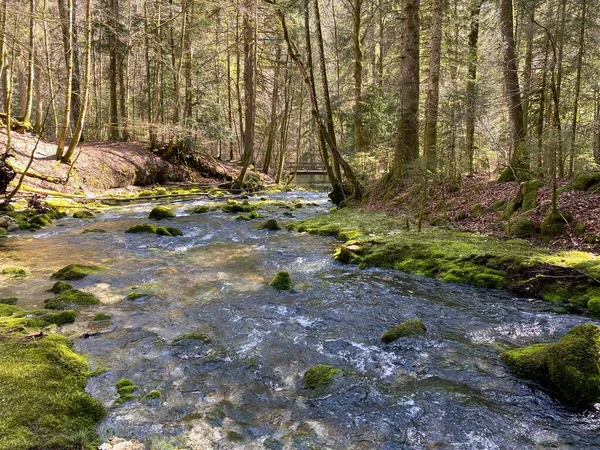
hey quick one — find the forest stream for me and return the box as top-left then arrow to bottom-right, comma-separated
1,191 -> 600,449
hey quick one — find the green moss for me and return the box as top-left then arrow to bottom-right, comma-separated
0,227 -> 7,236
156,226 -> 184,236
269,271 -> 293,291
587,297 -> 600,314
304,364 -> 341,389
226,431 -> 244,441
115,378 -> 138,404
2,267 -> 30,278
470,203 -> 483,217
508,219 -> 536,238
143,390 -> 161,400
29,214 -> 52,227
126,223 -> 157,234
149,205 -> 176,220
44,289 -> 100,310
236,210 -> 264,221
0,297 -> 18,305
172,333 -> 212,344
92,313 -> 112,321
500,343 -> 551,383
521,180 -> 545,211
502,324 -> 600,406
573,222 -> 586,236
492,200 -> 507,211
73,210 -> 95,219
221,200 -> 256,213
192,205 -> 211,214
572,172 -> 600,191
541,210 -> 567,239
127,292 -> 148,300
51,264 -> 101,280
257,219 -> 281,231
0,308 -> 104,449
585,235 -> 599,245
381,318 -> 426,344
49,281 -> 73,294
541,285 -> 570,303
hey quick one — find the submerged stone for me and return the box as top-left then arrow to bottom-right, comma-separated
49,281 -> 73,294
73,210 -> 95,219
269,271 -> 293,290
304,364 -> 342,389
44,289 -> 100,310
149,205 -> 176,220
82,228 -> 107,234
173,333 -> 212,344
381,318 -> 426,344
2,266 -> 30,278
52,263 -> 101,280
501,323 -> 600,405
257,219 -> 281,231
93,313 -> 112,321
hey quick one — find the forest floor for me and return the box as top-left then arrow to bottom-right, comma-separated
367,175 -> 600,253
0,128 -> 264,199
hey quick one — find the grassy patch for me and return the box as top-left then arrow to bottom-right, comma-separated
290,208 -> 600,310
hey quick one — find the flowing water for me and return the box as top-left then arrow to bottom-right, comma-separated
1,191 -> 600,449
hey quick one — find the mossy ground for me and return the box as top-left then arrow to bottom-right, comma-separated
291,208 -> 600,311
0,305 -> 104,449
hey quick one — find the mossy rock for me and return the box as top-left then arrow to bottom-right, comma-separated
0,227 -> 7,236
0,297 -> 18,305
333,245 -> 363,264
143,390 -> 161,400
0,308 -> 105,449
304,364 -> 342,389
49,281 -> 73,294
51,264 -> 101,280
192,205 -> 211,214
92,313 -> 112,321
502,323 -> 600,405
149,206 -> 176,220
156,226 -> 184,237
257,219 -> 281,231
29,214 -> 53,227
381,318 -> 427,344
44,289 -> 100,310
221,200 -> 256,213
572,172 -> 600,192
73,210 -> 95,219
540,210 -> 567,239
269,271 -> 293,291
236,210 -> 264,221
508,219 -> 536,238
82,228 -> 107,234
126,223 -> 158,234
172,333 -> 212,344
127,292 -> 148,300
2,266 -> 30,278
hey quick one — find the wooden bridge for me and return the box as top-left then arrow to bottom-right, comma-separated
285,162 -> 327,174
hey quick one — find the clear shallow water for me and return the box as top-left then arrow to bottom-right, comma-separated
1,191 -> 600,449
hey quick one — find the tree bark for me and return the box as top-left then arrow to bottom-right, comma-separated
569,0 -> 585,177
56,0 -> 73,161
394,0 -> 420,174
263,43 -> 281,174
465,0 -> 483,175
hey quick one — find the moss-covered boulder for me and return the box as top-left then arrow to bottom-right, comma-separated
269,271 -> 293,291
257,219 -> 281,231
508,218 -> 536,238
156,226 -> 184,237
28,214 -> 53,227
44,289 -> 100,310
540,210 -> 567,239
304,364 -> 341,389
73,210 -> 95,219
192,205 -> 211,214
221,200 -> 256,213
49,281 -> 73,294
0,297 -> 18,305
149,206 -> 176,220
126,223 -> 157,234
2,267 -> 30,278
501,323 -> 600,405
236,210 -> 264,221
381,318 -> 426,344
51,264 -> 101,280
572,172 -> 600,192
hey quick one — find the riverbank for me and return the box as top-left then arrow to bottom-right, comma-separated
290,208 -> 600,314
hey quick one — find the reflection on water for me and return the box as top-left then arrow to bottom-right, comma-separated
1,191 -> 599,449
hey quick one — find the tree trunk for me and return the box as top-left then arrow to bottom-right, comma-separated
107,0 -> 119,140
353,0 -> 364,156
569,0 -> 585,177
56,0 -> 73,161
263,43 -> 281,174
465,0 -> 482,175
423,0 -> 443,172
235,0 -> 257,187
63,0 -> 92,163
498,0 -> 528,179
394,0 -> 420,174
522,7 -> 534,134
22,0 -> 35,124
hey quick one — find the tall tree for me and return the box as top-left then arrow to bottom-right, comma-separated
394,0 -> 420,175
498,0 -> 528,180
465,0 -> 483,175
55,0 -> 74,161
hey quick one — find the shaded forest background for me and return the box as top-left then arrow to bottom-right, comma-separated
1,0 -> 599,190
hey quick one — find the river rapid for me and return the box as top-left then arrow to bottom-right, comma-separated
1,191 -> 599,449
